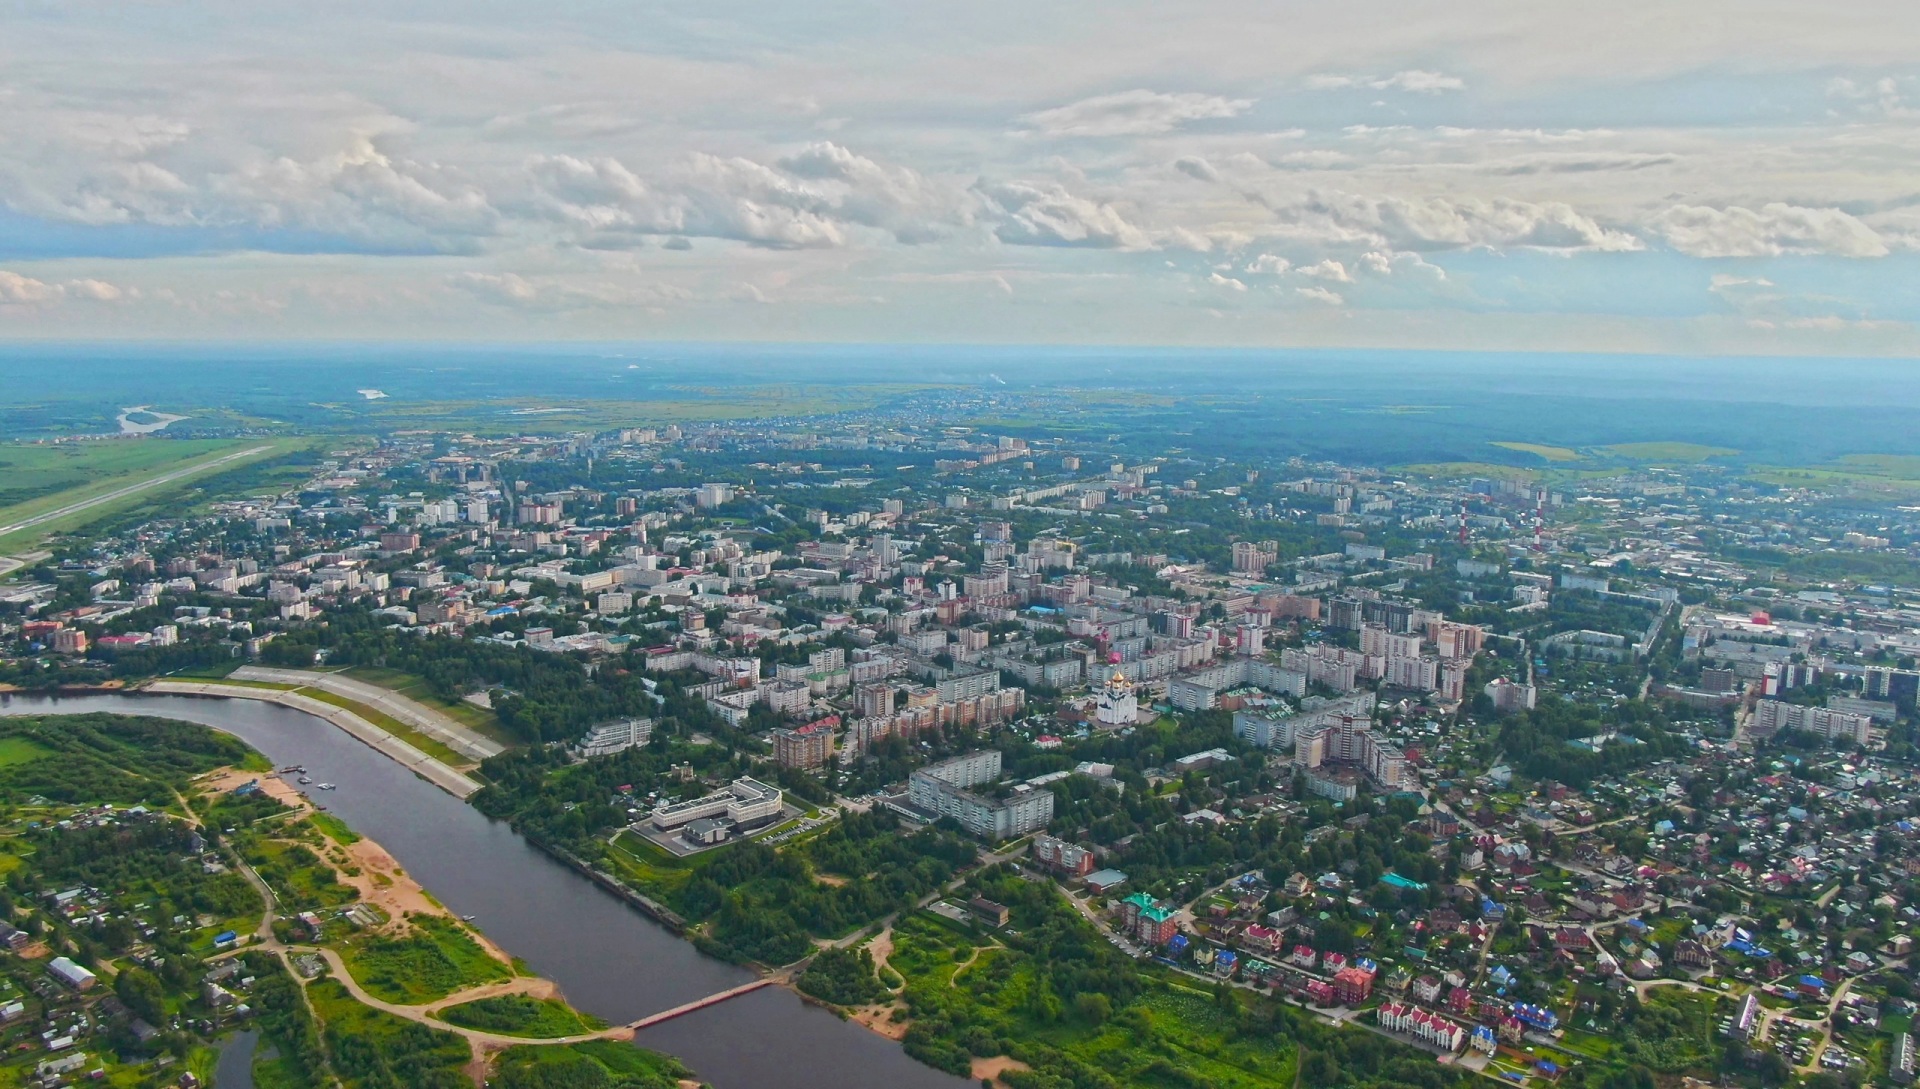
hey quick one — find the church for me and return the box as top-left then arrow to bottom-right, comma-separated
1094,658 -> 1139,727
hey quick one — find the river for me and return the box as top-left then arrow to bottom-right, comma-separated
0,692 -> 969,1089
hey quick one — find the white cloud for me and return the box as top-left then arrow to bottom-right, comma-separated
1207,272 -> 1248,291
447,271 -> 691,311
977,181 -> 1152,249
1277,192 -> 1642,252
0,272 -> 62,305
64,278 -> 123,301
1654,203 -> 1889,258
1296,258 -> 1354,282
1307,70 -> 1464,94
1295,285 -> 1345,304
1243,254 -> 1291,274
1019,90 -> 1253,137
1358,250 -> 1447,279
525,143 -> 974,250
0,271 -> 126,306
1827,76 -> 1917,119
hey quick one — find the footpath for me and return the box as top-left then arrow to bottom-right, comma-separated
232,665 -> 506,762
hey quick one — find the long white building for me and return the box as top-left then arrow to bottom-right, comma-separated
650,778 -> 784,831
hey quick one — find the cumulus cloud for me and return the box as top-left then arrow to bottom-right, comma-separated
1306,70 -> 1464,94
1273,191 -> 1642,252
1653,203 -> 1889,258
1207,272 -> 1248,291
1827,76 -> 1917,119
13,134 -> 497,251
525,143 -> 972,250
977,181 -> 1152,249
1296,258 -> 1354,282
1019,90 -> 1253,137
447,271 -> 691,311
1243,254 -> 1291,274
1357,250 -> 1447,279
0,271 -> 127,306
1295,285 -> 1344,304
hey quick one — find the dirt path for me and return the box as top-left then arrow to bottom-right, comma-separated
867,926 -> 897,985
950,945 -> 989,988
972,1056 -> 1032,1086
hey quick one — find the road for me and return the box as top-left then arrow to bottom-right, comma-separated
233,666 -> 507,762
0,444 -> 275,540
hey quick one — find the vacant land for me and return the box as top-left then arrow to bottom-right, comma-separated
1602,441 -> 1740,461
339,912 -> 513,1005
0,438 -> 238,509
1491,441 -> 1583,462
1393,461 -> 1538,482
0,438 -> 303,552
1749,454 -> 1920,499
340,665 -> 514,746
438,994 -> 601,1038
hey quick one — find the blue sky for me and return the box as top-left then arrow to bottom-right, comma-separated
1,1 -> 1918,354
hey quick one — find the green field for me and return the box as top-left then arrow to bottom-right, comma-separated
1749,455 -> 1920,498
1392,461 -> 1538,482
1602,442 -> 1740,462
0,737 -> 53,769
0,438 -> 239,509
437,994 -> 602,1038
0,437 -> 307,553
338,666 -> 514,746
489,1040 -> 691,1089
338,913 -> 512,1004
291,687 -> 475,767
307,977 -> 471,1084
1492,441 -> 1583,462
319,386 -> 943,435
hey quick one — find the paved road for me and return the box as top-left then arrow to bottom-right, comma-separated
234,666 -> 507,762
0,444 -> 274,540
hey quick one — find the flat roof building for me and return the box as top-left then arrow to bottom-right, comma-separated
908,751 -> 1053,841
650,778 -> 783,832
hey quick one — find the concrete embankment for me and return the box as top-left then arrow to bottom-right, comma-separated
141,680 -> 482,799
542,842 -> 688,933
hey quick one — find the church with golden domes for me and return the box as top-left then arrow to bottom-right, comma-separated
1094,660 -> 1138,727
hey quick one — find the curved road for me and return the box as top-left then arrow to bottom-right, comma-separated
232,666 -> 506,763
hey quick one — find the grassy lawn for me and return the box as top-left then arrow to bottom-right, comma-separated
338,913 -> 511,1004
0,438 -> 302,553
0,438 -> 241,511
600,829 -> 722,899
891,912 -> 1300,1089
293,688 -> 473,768
437,994 -> 603,1038
1602,442 -> 1739,462
309,812 -> 361,845
1392,461 -> 1539,482
240,836 -> 358,913
0,737 -> 54,769
307,977 -> 471,1083
1492,442 -> 1583,462
338,666 -> 515,746
489,1040 -> 691,1088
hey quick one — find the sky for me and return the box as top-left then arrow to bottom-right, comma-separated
2,1 -> 1919,355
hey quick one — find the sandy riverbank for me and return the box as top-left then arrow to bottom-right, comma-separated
197,767 -> 520,969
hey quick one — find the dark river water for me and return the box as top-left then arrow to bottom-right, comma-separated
0,692 -> 968,1089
